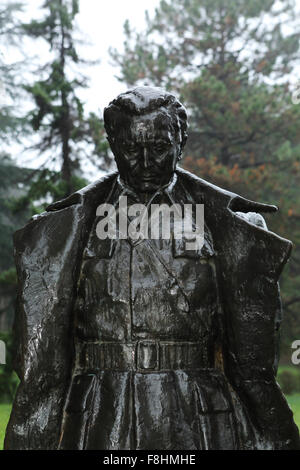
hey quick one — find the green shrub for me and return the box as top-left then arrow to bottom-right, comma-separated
0,331 -> 19,403
277,369 -> 300,395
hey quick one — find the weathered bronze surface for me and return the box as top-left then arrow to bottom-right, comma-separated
5,86 -> 300,450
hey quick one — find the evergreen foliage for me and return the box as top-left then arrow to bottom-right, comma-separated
23,0 -> 110,199
111,0 -> 300,358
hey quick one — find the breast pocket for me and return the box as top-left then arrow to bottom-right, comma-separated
173,232 -> 215,259
172,232 -> 218,311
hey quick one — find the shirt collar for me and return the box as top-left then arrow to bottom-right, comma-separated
116,173 -> 178,208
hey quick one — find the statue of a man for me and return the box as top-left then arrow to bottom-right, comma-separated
5,86 -> 300,450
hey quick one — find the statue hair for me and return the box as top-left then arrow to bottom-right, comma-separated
103,86 -> 188,153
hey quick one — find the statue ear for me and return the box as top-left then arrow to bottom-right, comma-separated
107,136 -> 118,156
177,132 -> 187,160
181,132 -> 188,149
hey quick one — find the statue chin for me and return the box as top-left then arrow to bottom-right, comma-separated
128,174 -> 174,193
126,178 -> 162,193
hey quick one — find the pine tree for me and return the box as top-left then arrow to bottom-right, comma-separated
111,0 -> 300,167
110,0 -> 300,360
0,1 -> 26,140
23,0 -> 109,198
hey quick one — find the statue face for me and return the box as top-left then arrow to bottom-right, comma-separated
111,110 -> 181,193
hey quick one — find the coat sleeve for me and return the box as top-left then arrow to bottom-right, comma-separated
234,211 -> 282,374
218,209 -> 300,450
4,204 -> 87,449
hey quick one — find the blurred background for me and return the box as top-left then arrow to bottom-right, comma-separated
0,0 -> 299,446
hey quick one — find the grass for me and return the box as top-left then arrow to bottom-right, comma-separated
286,394 -> 300,430
278,365 -> 300,379
0,396 -> 299,449
0,403 -> 11,450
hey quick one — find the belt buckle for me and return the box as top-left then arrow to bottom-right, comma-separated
136,340 -> 159,371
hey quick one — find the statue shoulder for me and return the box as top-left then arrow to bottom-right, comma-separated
176,165 -> 293,251
176,166 -> 278,215
13,171 -> 119,245
46,170 -> 118,212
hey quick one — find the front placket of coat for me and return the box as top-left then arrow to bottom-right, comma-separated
120,188 -> 188,449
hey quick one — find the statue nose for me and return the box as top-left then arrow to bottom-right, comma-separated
142,147 -> 150,169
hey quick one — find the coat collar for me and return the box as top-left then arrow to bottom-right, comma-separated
46,166 -> 278,215
44,166 -> 291,277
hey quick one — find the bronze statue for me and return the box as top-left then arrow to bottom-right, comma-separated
5,86 -> 300,450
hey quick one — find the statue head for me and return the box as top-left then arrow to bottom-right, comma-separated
104,86 -> 188,193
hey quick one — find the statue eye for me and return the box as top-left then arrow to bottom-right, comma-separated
154,142 -> 171,152
123,143 -> 139,154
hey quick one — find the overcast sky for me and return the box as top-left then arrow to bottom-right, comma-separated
4,0 -> 161,170
6,0 -> 300,172
77,0 -> 161,113
22,0 -> 161,113
19,0 -> 300,115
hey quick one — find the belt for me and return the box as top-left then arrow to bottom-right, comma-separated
76,340 -> 206,372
